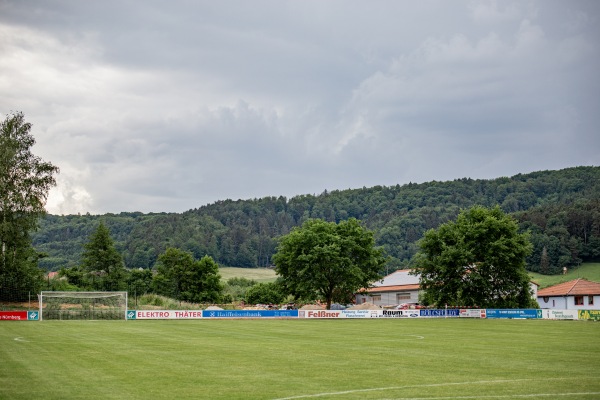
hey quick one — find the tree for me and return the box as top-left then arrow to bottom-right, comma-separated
272,218 -> 386,309
245,281 -> 286,305
127,268 -> 153,297
224,277 -> 258,301
413,205 -> 533,308
152,248 -> 223,303
81,222 -> 127,290
0,112 -> 58,300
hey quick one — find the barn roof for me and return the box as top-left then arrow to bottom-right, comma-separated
537,278 -> 600,297
358,269 -> 421,294
375,269 -> 420,286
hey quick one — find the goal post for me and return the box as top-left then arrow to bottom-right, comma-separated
39,291 -> 128,321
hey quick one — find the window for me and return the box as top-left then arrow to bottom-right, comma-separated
574,296 -> 584,305
371,295 -> 381,302
589,296 -> 594,306
396,292 -> 411,301
543,297 -> 549,303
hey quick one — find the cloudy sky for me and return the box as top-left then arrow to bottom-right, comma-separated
1,1 -> 598,215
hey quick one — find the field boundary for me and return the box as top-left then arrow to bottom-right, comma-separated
3,308 -> 599,321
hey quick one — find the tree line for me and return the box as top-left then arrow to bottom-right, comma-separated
32,166 -> 600,275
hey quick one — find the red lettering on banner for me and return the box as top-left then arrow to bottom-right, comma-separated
136,310 -> 202,319
175,311 -> 201,318
307,310 -> 340,318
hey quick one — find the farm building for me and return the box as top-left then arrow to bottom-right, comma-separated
355,269 -> 420,307
537,278 -> 600,310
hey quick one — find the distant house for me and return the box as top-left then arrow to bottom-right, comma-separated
355,269 -> 421,307
537,278 -> 600,310
356,269 -> 539,307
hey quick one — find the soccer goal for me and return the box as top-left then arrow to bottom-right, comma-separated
39,291 -> 128,321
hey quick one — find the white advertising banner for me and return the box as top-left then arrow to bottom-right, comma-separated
129,310 -> 203,320
459,309 -> 486,318
542,309 -> 579,320
378,309 -> 420,318
299,309 -> 380,318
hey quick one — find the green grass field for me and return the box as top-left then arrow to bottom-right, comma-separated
529,262 -> 600,288
1,319 -> 598,399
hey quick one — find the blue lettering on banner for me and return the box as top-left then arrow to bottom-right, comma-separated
485,309 -> 539,319
203,310 -> 299,318
419,309 -> 460,317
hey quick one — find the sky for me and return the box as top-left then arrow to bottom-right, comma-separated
1,0 -> 599,215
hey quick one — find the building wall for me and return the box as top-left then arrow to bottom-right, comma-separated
529,282 -> 538,298
355,290 -> 420,306
537,295 -> 599,309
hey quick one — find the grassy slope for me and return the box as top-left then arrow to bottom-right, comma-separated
1,319 -> 599,400
529,262 -> 600,288
219,267 -> 277,282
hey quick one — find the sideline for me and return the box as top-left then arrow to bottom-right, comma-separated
272,379 -> 587,400
377,394 -> 600,399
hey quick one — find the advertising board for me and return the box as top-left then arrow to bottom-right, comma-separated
459,309 -> 485,318
419,309 -> 460,317
299,310 -> 342,318
203,310 -> 298,318
486,309 -> 540,319
0,311 -> 28,321
379,309 -> 420,318
542,309 -> 578,320
128,310 -> 203,320
299,309 -> 384,318
578,310 -> 600,321
339,310 -> 379,318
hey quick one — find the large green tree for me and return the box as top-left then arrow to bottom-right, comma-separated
0,112 -> 58,300
153,248 -> 223,303
81,222 -> 127,291
413,205 -> 534,308
272,218 -> 386,309
244,281 -> 286,305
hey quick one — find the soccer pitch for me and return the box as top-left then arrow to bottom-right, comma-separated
1,319 -> 599,399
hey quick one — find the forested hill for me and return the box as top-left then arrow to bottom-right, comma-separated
33,166 -> 600,274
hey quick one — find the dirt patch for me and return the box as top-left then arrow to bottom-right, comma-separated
300,304 -> 325,310
0,302 -> 33,310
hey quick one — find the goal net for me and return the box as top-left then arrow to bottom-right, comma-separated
39,291 -> 128,320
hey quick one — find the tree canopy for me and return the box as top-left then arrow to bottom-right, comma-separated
413,205 -> 534,308
153,248 -> 223,303
1,112 -> 58,300
32,167 -> 600,274
273,218 -> 386,309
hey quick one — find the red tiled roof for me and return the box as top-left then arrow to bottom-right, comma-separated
537,278 -> 600,297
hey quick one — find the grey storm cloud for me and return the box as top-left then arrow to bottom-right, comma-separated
0,0 -> 598,214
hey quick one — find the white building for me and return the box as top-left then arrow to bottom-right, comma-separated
355,269 -> 421,307
537,278 -> 600,310
356,269 -> 539,307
